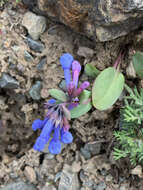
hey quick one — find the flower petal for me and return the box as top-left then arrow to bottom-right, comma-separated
60,53 -> 73,70
40,120 -> 54,141
48,99 -> 56,104
60,53 -> 74,87
48,139 -> 61,154
32,119 -> 44,131
61,129 -> 73,144
33,137 -> 47,151
53,125 -> 60,140
72,60 -> 81,88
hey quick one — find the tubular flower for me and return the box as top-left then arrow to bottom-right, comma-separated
32,53 -> 90,154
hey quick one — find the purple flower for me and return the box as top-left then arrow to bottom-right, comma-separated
72,60 -> 81,88
32,53 -> 90,155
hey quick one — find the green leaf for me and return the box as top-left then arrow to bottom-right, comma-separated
84,64 -> 100,77
70,90 -> 92,118
49,89 -> 67,102
133,51 -> 143,78
92,67 -> 125,110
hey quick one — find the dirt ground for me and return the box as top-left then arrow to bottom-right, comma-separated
1,1 -> 143,190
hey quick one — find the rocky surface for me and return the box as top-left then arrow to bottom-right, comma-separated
22,12 -> 47,40
1,1 -> 143,190
0,181 -> 36,190
37,0 -> 143,41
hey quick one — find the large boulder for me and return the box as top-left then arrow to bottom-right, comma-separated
36,0 -> 143,41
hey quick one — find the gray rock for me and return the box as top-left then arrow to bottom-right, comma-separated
80,141 -> 101,160
42,185 -> 57,190
0,181 -> 36,190
77,46 -> 94,58
37,57 -> 47,71
0,73 -> 19,89
24,51 -> 34,62
80,170 -> 97,189
58,164 -> 81,190
38,0 -> 143,41
96,182 -> 106,190
22,12 -> 47,40
29,81 -> 42,100
80,148 -> 91,160
26,37 -> 45,53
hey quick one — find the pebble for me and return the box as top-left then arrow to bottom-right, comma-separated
37,57 -> 47,71
22,12 -> 47,40
26,37 -> 45,53
24,166 -> 37,183
77,46 -> 94,58
126,61 -> 136,78
80,141 -> 101,160
29,81 -> 42,100
58,164 -> 81,190
0,181 -> 36,190
131,165 -> 143,177
0,73 -> 19,89
24,50 -> 34,62
80,148 -> 91,160
42,185 -> 57,190
96,182 -> 106,190
105,174 -> 113,182
80,170 -> 97,189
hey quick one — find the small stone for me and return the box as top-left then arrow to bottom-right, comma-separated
80,147 -> 91,160
1,181 -> 36,190
72,161 -> 81,173
96,182 -> 106,190
37,57 -> 47,70
11,45 -> 20,52
79,170 -> 96,189
84,142 -> 101,156
105,174 -> 113,182
131,165 -> 143,178
77,46 -> 94,58
126,61 -> 136,78
24,166 -> 37,183
29,81 -> 42,100
119,184 -> 129,190
42,185 -> 57,190
24,50 -> 34,62
26,37 -> 45,52
0,73 -> 19,89
100,168 -> 107,176
22,11 -> 47,40
54,172 -> 62,182
58,164 -> 81,190
80,141 -> 101,160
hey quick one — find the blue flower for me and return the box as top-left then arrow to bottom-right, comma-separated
32,53 -> 90,155
60,53 -> 73,87
33,119 -> 54,151
61,128 -> 73,144
48,126 -> 61,154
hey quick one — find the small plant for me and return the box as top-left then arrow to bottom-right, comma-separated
32,53 -> 91,154
114,85 -> 143,165
85,52 -> 125,110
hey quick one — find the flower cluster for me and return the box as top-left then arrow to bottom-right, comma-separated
32,53 -> 90,154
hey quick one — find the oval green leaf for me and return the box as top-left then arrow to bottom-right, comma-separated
84,64 -> 100,77
92,67 -> 125,110
49,89 -> 67,102
70,90 -> 92,118
133,51 -> 143,78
